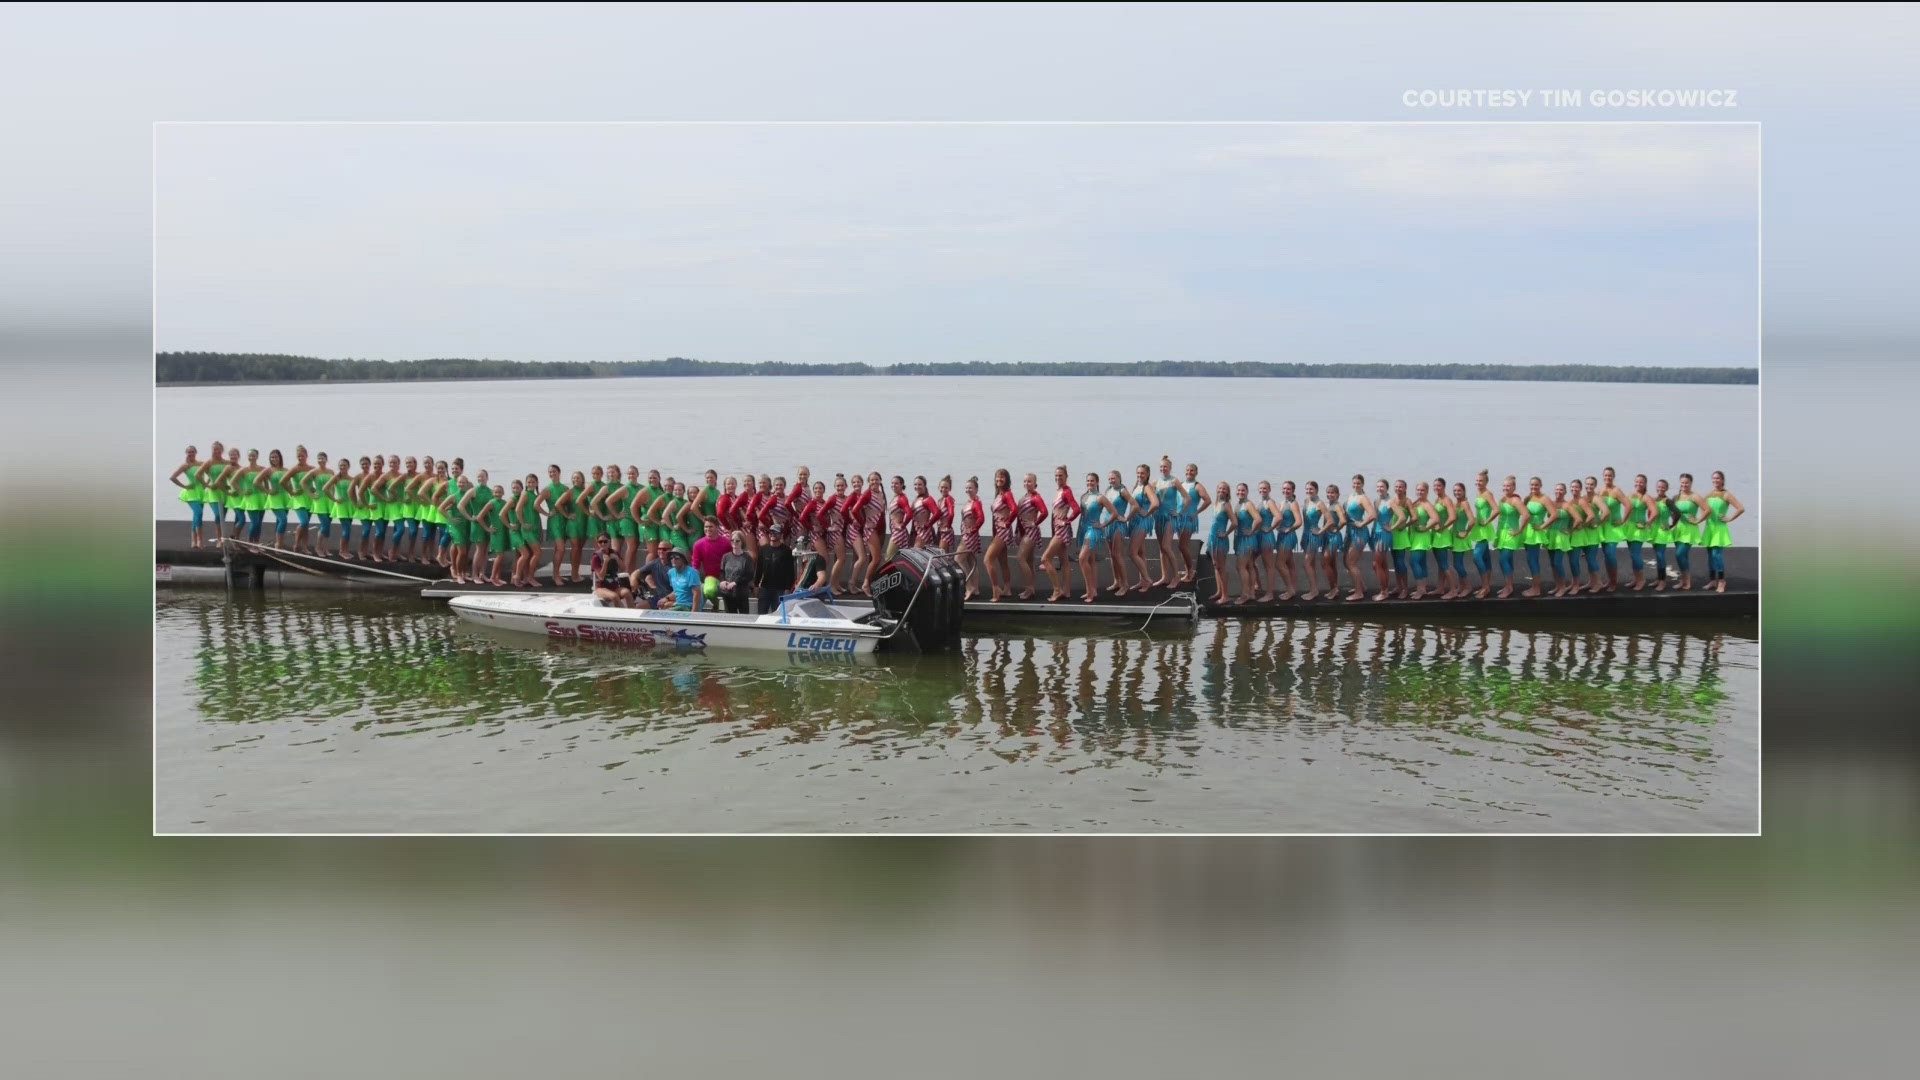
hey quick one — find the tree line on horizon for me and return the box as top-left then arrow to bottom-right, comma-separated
156,351 -> 1758,385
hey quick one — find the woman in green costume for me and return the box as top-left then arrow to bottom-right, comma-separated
168,445 -> 210,548
348,455 -> 378,561
1698,470 -> 1744,593
224,448 -> 267,544
440,461 -> 473,582
299,450 -> 331,555
1670,473 -> 1704,591
326,456 -> 357,560
1598,467 -> 1629,591
1518,476 -> 1552,597
284,446 -> 316,554
1447,481 -> 1476,599
457,468 -> 493,583
1491,475 -> 1525,598
262,448 -> 291,549
480,482 -> 511,586
513,473 -> 544,587
537,464 -> 570,585
1564,478 -> 1593,594
582,465 -> 608,547
560,469 -> 590,585
1621,473 -> 1653,591
1469,470 -> 1498,598
1646,478 -> 1676,590
1405,481 -> 1435,600
1547,482 -> 1576,597
198,441 -> 229,541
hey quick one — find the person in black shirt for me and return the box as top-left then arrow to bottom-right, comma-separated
717,529 -> 757,614
755,522 -> 796,613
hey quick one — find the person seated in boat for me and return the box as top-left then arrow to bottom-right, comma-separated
666,548 -> 705,612
792,532 -> 830,596
629,538 -> 675,609
589,535 -> 630,607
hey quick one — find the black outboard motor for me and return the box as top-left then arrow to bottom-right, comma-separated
871,548 -> 963,652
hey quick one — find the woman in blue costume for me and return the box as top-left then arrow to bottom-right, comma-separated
1204,480 -> 1236,606
1273,480 -> 1301,601
1249,480 -> 1279,603
1075,472 -> 1123,604
1103,470 -> 1136,596
1376,478 -> 1405,599
1342,474 -> 1377,602
1299,480 -> 1327,600
1177,463 -> 1210,586
1152,456 -> 1184,588
1125,464 -> 1161,595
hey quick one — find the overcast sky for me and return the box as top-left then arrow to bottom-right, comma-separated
155,122 -> 1755,367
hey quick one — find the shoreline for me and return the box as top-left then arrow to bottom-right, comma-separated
158,371 -> 1761,388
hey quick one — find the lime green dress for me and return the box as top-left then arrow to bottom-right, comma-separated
1672,496 -> 1700,546
1496,499 -> 1522,551
1549,505 -> 1573,552
203,462 -> 229,511
1523,498 -> 1549,547
1451,501 -> 1474,553
1701,495 -> 1733,548
1407,504 -> 1431,552
177,461 -> 206,506
1628,495 -> 1652,543
1602,493 -> 1627,543
1472,492 -> 1496,545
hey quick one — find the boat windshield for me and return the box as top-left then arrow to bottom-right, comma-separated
777,597 -> 842,622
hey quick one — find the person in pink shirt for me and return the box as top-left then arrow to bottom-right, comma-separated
690,517 -> 731,583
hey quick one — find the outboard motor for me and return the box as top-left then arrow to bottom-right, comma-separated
871,547 -> 962,652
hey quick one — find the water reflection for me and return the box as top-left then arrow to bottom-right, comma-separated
172,594 -> 1742,781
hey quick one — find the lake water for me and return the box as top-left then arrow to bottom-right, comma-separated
155,376 -> 1758,833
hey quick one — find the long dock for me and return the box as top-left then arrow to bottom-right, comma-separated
155,520 -> 1755,620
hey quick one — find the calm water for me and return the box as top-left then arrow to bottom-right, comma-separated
155,376 -> 1758,833
155,591 -> 1755,832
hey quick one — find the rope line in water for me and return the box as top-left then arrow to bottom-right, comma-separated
222,538 -> 438,584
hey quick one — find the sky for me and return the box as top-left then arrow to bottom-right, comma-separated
153,121 -> 1756,367
3,4 -> 1915,365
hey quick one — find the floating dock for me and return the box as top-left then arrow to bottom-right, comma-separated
156,520 -> 1754,620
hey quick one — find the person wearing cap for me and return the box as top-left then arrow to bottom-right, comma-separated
792,530 -> 830,595
588,534 -> 630,607
755,521 -> 797,612
629,538 -> 675,608
665,547 -> 704,611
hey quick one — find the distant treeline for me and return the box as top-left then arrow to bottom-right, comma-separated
157,352 -> 1758,385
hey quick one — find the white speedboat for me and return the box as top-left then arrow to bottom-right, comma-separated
448,591 -> 890,655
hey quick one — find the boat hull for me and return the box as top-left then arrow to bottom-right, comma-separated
448,593 -> 883,655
